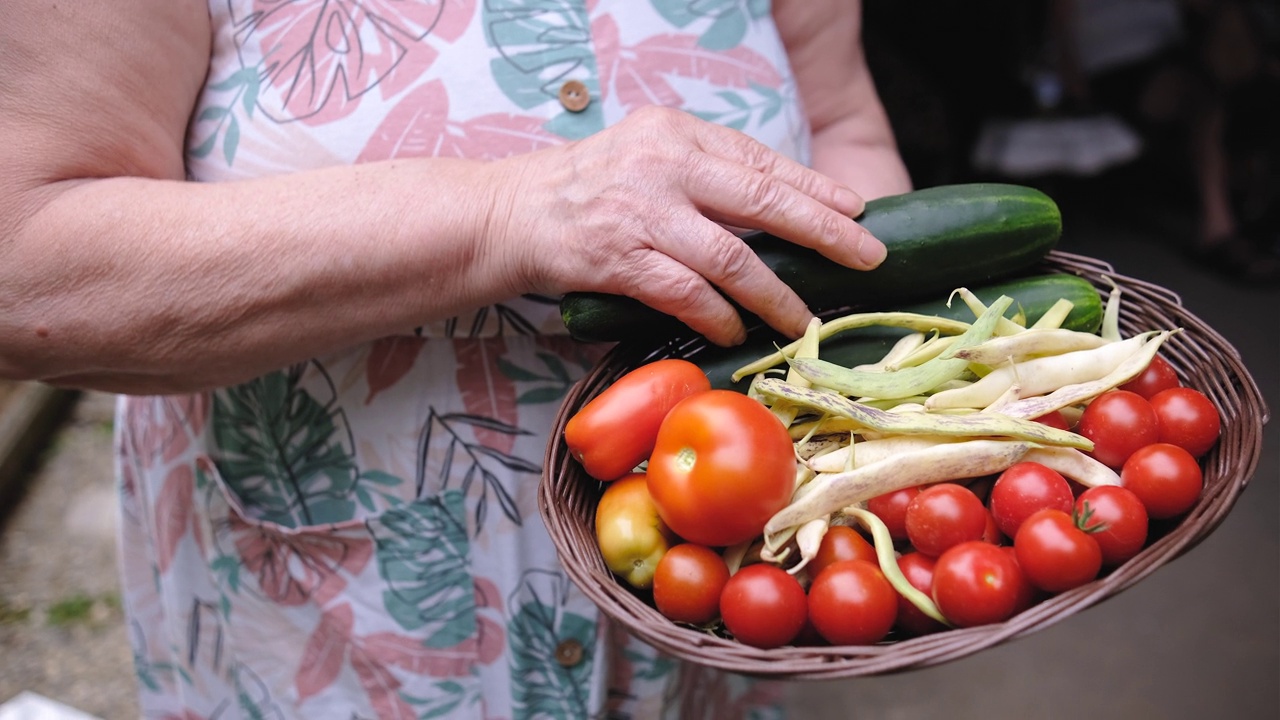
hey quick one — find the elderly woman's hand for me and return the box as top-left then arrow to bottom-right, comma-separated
488,106 -> 885,346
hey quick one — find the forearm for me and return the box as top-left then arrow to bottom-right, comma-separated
809,102 -> 913,201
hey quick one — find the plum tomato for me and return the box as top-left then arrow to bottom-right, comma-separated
594,473 -> 676,589
931,541 -> 1023,628
867,486 -> 920,542
809,525 -> 878,578
1014,508 -> 1102,593
988,462 -> 1075,539
1119,354 -> 1181,399
1077,390 -> 1159,468
565,358 -> 710,481
719,563 -> 808,649
1120,442 -> 1204,519
807,560 -> 898,645
1149,387 -> 1221,458
647,390 -> 795,547
905,483 -> 988,557
894,552 -> 947,637
652,544 -> 731,625
1076,485 -> 1149,566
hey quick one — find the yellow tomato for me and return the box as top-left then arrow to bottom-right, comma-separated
595,473 -> 677,589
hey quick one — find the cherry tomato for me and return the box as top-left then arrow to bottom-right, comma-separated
1121,442 -> 1204,519
1000,546 -> 1040,615
647,390 -> 795,547
1076,485 -> 1149,566
1077,390 -> 1159,468
595,473 -> 676,589
719,564 -> 808,649
931,541 -> 1023,628
565,359 -> 710,481
807,560 -> 898,645
905,483 -> 988,557
809,526 -> 878,578
1119,354 -> 1181,399
1014,509 -> 1102,593
988,462 -> 1075,539
652,544 -> 730,625
1032,409 -> 1071,431
867,486 -> 920,542
894,552 -> 947,636
1149,387 -> 1221,458
981,507 -> 1002,545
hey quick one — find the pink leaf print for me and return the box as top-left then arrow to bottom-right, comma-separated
359,80 -> 559,163
350,646 -> 416,720
230,517 -> 374,605
366,336 -> 427,405
455,337 -> 518,454
362,632 -> 474,677
154,464 -> 194,574
297,604 -> 355,701
592,15 -> 782,112
124,395 -> 210,469
247,0 -> 450,124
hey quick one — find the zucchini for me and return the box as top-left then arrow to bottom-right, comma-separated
561,183 -> 1062,343
685,272 -> 1104,392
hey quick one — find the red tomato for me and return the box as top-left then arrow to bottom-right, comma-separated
647,390 -> 795,547
1032,410 -> 1071,431
1149,387 -> 1221,458
1119,354 -> 1181,399
867,487 -> 920,542
809,526 -> 878,578
565,359 -> 710,481
652,544 -> 731,625
931,541 -> 1023,628
1000,546 -> 1040,615
894,552 -> 947,637
981,507 -> 1002,545
1076,485 -> 1149,566
988,462 -> 1075,539
1077,390 -> 1160,468
905,484 -> 988,557
807,560 -> 898,645
719,564 -> 808,648
1120,442 -> 1204,519
1014,509 -> 1102,593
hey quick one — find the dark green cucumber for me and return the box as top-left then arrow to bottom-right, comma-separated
561,183 -> 1062,342
685,273 -> 1103,392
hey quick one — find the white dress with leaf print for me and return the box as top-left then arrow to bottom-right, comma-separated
115,2 -> 810,718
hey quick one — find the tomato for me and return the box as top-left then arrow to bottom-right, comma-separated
867,486 -> 920,542
1149,387 -> 1221,458
1119,354 -> 1181,399
894,552 -> 947,637
594,473 -> 676,589
1014,509 -> 1102,593
1120,442 -> 1204,519
809,526 -> 878,577
904,483 -> 988,557
807,560 -> 898,645
652,544 -> 730,625
988,462 -> 1075,539
719,563 -> 808,648
1076,485 -> 1149,566
647,390 -> 795,547
931,541 -> 1023,628
565,359 -> 710,481
1077,390 -> 1160,468
1000,546 -> 1040,615
1032,409 -> 1071,431
981,507 -> 1002,545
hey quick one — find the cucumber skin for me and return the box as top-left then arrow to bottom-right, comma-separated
561,183 -> 1062,343
686,273 -> 1104,392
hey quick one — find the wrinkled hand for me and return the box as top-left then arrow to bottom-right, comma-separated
487,106 -> 885,346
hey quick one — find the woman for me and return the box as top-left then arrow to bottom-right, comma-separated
0,1 -> 910,716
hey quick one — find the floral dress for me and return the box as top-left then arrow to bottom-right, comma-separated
115,2 -> 810,718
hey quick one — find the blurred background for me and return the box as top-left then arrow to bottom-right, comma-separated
1,1 -> 1277,718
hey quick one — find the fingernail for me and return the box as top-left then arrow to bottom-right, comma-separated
858,230 -> 887,267
835,187 -> 864,216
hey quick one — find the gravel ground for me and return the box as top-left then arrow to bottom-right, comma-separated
0,391 -> 139,719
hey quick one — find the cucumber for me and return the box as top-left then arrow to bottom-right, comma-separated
561,183 -> 1062,343
683,272 -> 1103,392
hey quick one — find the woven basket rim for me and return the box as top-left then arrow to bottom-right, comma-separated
538,249 -> 1270,679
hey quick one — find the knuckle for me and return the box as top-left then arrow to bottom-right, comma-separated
713,236 -> 759,286
741,174 -> 784,217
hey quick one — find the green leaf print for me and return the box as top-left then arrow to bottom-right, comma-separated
699,6 -> 748,50
212,364 -> 358,528
404,679 -> 478,719
372,490 -> 475,648
508,570 -> 594,719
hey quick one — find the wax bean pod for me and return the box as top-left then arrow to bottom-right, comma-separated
953,327 -> 1112,366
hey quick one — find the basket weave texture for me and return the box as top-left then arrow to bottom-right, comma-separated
538,250 -> 1269,679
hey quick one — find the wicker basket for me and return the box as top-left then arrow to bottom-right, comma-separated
538,250 -> 1269,679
